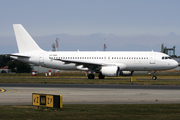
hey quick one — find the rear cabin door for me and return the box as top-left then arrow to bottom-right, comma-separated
39,53 -> 45,65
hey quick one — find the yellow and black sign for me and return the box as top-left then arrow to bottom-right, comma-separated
40,96 -> 46,105
32,94 -> 40,106
32,93 -> 46,106
0,88 -> 6,93
46,95 -> 53,107
32,93 -> 63,108
131,77 -> 136,82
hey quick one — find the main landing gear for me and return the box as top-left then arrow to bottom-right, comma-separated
88,73 -> 105,79
98,73 -> 105,79
88,74 -> 95,79
152,70 -> 157,80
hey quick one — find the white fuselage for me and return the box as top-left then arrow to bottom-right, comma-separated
14,51 -> 178,71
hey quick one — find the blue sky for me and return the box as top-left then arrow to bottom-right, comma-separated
0,0 -> 180,55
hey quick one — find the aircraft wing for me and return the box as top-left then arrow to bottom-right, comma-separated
60,59 -> 102,65
53,59 -> 118,71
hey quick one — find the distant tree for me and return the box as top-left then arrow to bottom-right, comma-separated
0,55 -> 10,65
16,61 -> 32,73
1,70 -> 6,73
7,60 -> 16,72
7,60 -> 32,73
0,55 -> 4,61
0,61 -> 5,68
0,55 -> 32,73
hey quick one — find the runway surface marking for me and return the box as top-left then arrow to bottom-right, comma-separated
5,90 -> 60,93
0,88 -> 6,93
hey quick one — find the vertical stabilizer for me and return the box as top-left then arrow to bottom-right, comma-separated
13,24 -> 43,53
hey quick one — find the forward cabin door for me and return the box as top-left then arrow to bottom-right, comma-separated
150,53 -> 155,64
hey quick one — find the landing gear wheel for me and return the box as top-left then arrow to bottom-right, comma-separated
152,76 -> 157,80
98,73 -> 105,79
152,70 -> 157,80
88,74 -> 95,79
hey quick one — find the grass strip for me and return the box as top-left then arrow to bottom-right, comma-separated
0,104 -> 180,120
0,76 -> 180,85
0,72 -> 180,85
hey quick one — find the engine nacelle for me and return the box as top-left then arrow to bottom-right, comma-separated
77,65 -> 88,71
101,66 -> 120,77
120,71 -> 134,76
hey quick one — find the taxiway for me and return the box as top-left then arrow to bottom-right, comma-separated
0,83 -> 180,105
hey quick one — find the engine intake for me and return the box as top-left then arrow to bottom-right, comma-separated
101,66 -> 120,77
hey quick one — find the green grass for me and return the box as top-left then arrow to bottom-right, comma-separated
0,72 -> 180,85
0,104 -> 180,120
0,76 -> 180,85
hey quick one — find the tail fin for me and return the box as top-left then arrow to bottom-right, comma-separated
13,24 -> 43,53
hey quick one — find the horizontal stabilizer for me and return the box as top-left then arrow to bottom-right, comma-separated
6,53 -> 30,58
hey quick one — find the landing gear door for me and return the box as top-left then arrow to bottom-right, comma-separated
150,53 -> 155,64
39,53 -> 45,65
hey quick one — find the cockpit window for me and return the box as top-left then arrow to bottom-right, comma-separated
162,56 -> 172,60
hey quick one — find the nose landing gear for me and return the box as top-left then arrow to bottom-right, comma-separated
152,76 -> 157,80
152,70 -> 157,80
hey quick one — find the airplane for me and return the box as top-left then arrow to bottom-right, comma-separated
9,24 -> 178,80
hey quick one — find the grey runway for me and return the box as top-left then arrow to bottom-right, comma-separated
0,83 -> 180,105
1,83 -> 180,89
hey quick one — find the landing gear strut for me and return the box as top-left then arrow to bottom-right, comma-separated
98,73 -> 105,79
152,70 -> 157,80
88,74 -> 95,79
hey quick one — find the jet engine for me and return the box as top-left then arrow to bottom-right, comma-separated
120,71 -> 134,76
101,66 -> 120,77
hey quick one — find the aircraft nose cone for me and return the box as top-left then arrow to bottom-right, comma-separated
172,60 -> 179,68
